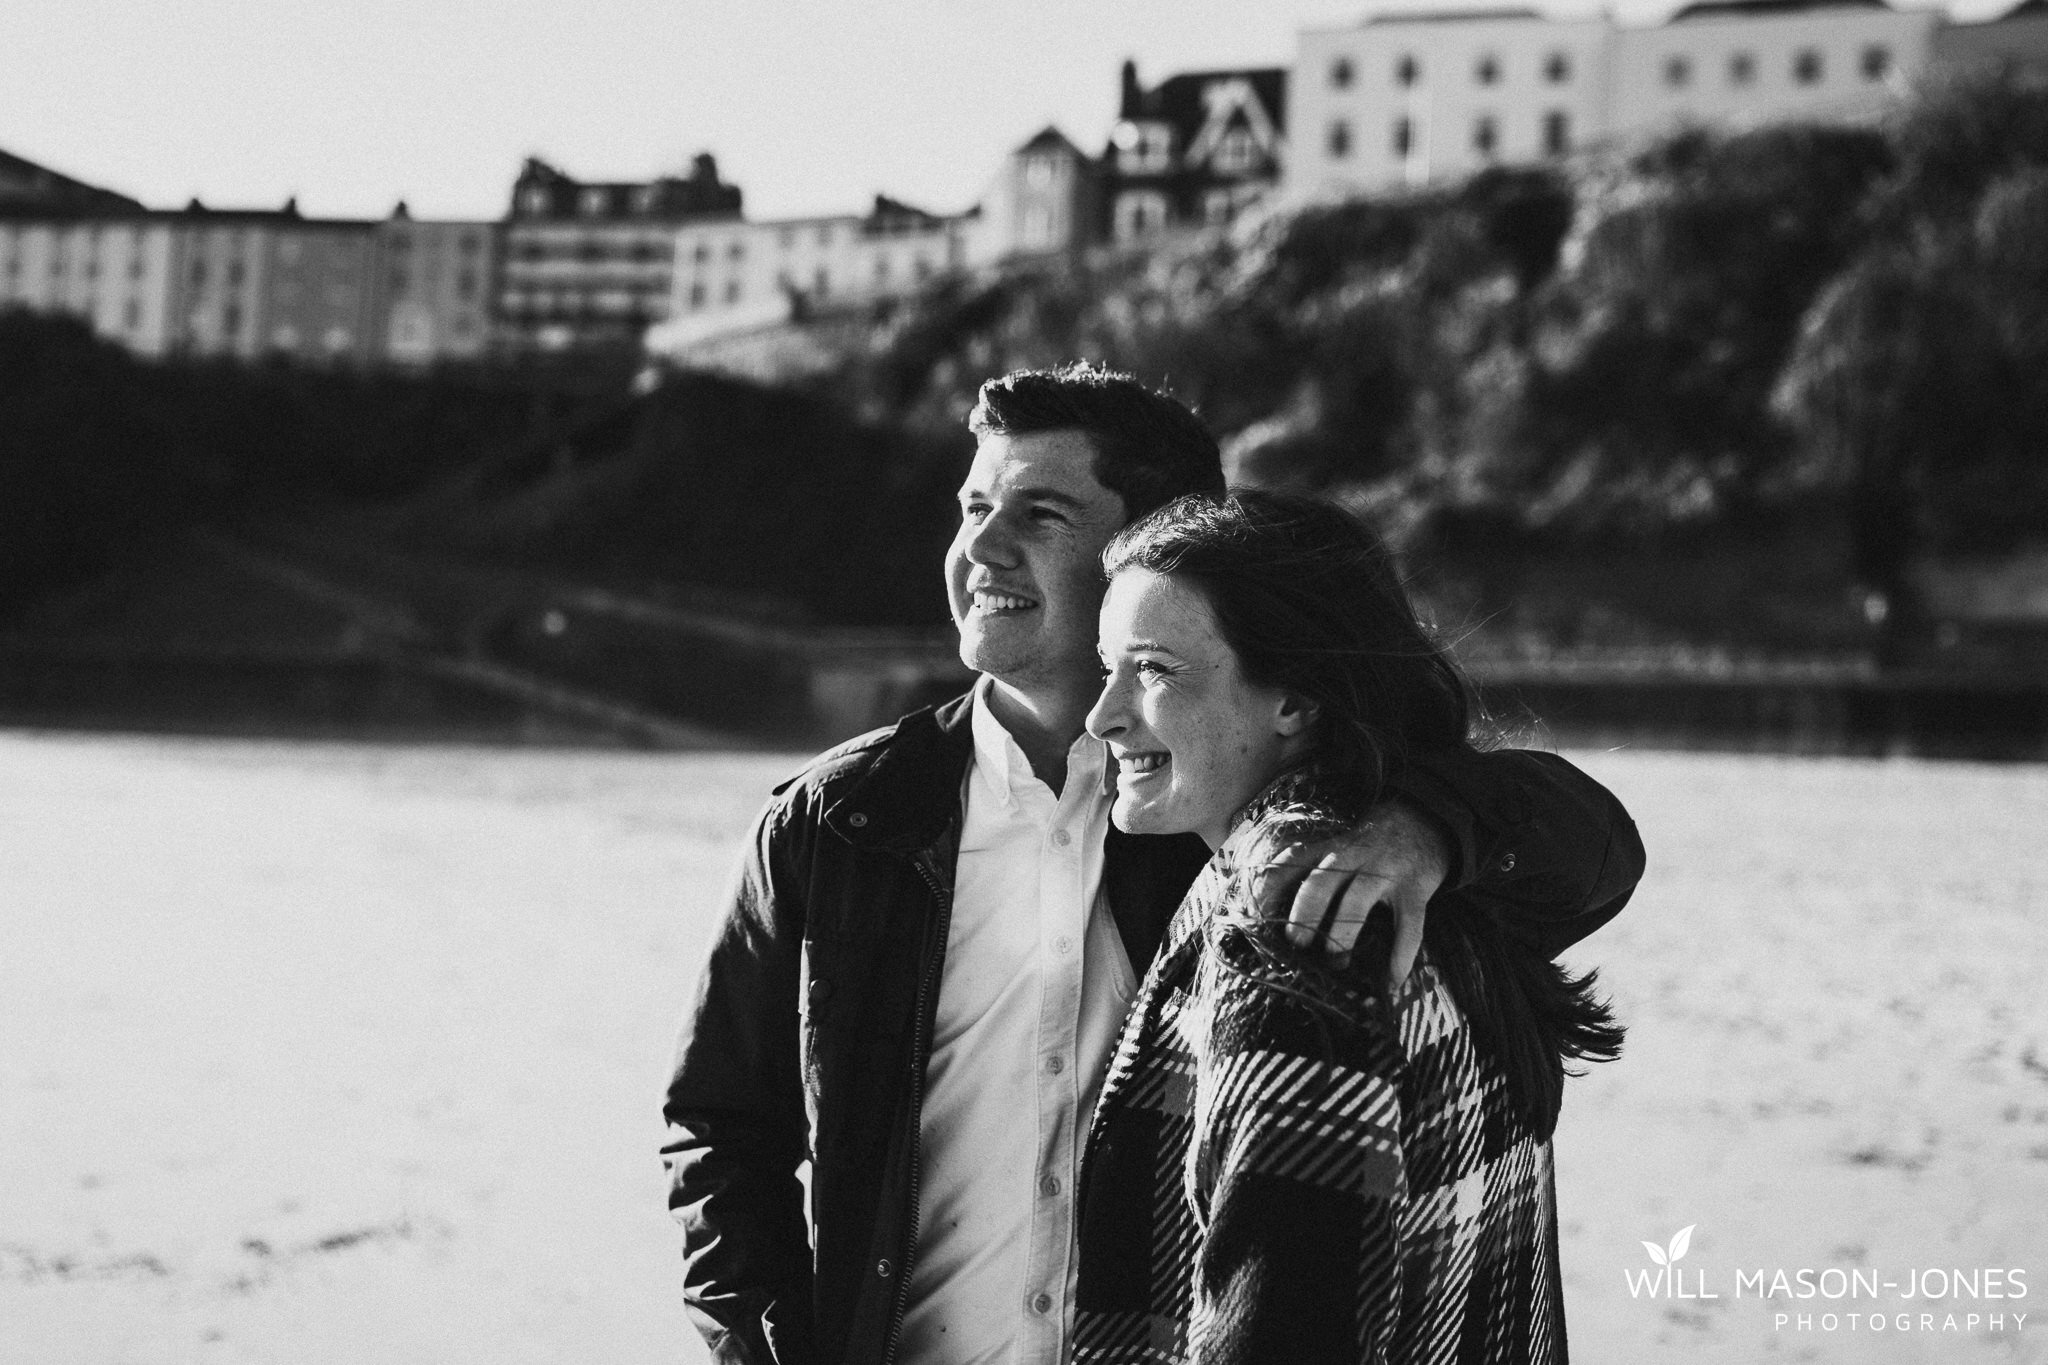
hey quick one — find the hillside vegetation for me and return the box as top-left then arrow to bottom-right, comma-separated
6,73 -> 2045,650
823,72 -> 2048,618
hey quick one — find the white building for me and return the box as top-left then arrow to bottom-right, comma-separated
1610,0 -> 1938,137
972,127 -> 1100,262
497,155 -> 742,355
651,197 -> 972,350
374,209 -> 497,366
1287,0 -> 1941,202
0,214 -> 179,356
1293,9 -> 1611,197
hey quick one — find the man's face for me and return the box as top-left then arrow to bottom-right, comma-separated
947,429 -> 1129,695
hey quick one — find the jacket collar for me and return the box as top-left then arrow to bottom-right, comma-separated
821,690 -> 976,854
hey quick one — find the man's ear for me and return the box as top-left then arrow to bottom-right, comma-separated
1275,692 -> 1320,737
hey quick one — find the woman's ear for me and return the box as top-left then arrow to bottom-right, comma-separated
1274,691 -> 1320,737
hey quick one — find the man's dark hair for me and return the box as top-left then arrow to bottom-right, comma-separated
967,362 -> 1225,522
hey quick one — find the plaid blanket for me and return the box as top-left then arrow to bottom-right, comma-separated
1072,837 -> 1568,1365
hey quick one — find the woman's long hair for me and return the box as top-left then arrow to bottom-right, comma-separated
1102,490 -> 1622,1141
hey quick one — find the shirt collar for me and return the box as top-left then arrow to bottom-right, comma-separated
968,676 -> 1107,811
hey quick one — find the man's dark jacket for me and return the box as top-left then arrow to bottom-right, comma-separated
661,692 -> 1644,1365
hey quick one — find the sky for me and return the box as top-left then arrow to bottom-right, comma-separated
3,0 -> 1997,225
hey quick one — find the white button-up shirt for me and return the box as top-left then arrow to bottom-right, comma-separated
896,680 -> 1139,1365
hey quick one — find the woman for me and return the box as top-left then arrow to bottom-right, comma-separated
1072,491 -> 1623,1364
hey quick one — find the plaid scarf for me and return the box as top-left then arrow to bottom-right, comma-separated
1072,838 -> 1568,1364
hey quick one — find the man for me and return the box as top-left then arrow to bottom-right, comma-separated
663,364 -> 1643,1365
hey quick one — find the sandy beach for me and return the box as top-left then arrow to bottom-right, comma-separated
3,733 -> 2043,1363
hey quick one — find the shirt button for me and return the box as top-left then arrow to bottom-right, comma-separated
1045,1056 -> 1065,1075
1052,935 -> 1073,955
877,1258 -> 892,1278
1041,1175 -> 1061,1197
1030,1292 -> 1054,1315
1497,851 -> 1517,873
1052,829 -> 1072,848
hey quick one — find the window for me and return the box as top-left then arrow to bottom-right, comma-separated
1024,205 -> 1056,247
389,268 -> 409,294
1664,54 -> 1692,88
1545,50 -> 1572,83
1396,54 -> 1421,87
1328,119 -> 1353,159
459,233 -> 481,255
224,303 -> 242,335
580,187 -> 611,216
1139,125 -> 1173,171
130,255 -> 145,279
1331,56 -> 1354,89
1794,48 -> 1823,84
725,280 -> 740,303
875,255 -> 891,282
688,282 -> 705,308
190,261 -> 208,286
1475,53 -> 1500,85
1025,156 -> 1055,188
389,233 -> 413,254
519,186 -> 550,215
1393,115 -> 1414,158
914,256 -> 932,280
1204,188 -> 1235,224
779,227 -> 795,249
694,242 -> 710,263
456,271 -> 478,299
1862,44 -> 1891,80
728,240 -> 744,259
1544,110 -> 1571,156
630,186 -> 658,214
813,266 -> 830,295
1729,51 -> 1757,85
1114,190 -> 1168,241
1213,128 -> 1258,174
1473,115 -> 1498,158
817,225 -> 832,246
123,299 -> 141,328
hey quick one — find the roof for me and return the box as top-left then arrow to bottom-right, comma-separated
508,154 -> 743,221
1363,7 -> 1543,23
1119,66 -> 1288,135
1671,0 -> 1889,20
1016,125 -> 1086,157
867,194 -> 943,225
0,145 -> 143,213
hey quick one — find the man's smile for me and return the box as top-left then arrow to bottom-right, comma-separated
968,586 -> 1039,613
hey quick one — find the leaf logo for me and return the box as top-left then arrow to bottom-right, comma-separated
1641,1224 -> 1696,1266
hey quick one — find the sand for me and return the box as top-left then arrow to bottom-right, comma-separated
2,734 -> 2043,1363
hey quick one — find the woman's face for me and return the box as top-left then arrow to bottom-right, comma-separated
1086,568 -> 1313,849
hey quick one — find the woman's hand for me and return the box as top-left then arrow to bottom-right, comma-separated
1248,799 -> 1450,989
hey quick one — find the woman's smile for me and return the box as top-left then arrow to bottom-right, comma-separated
1087,569 -> 1312,849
